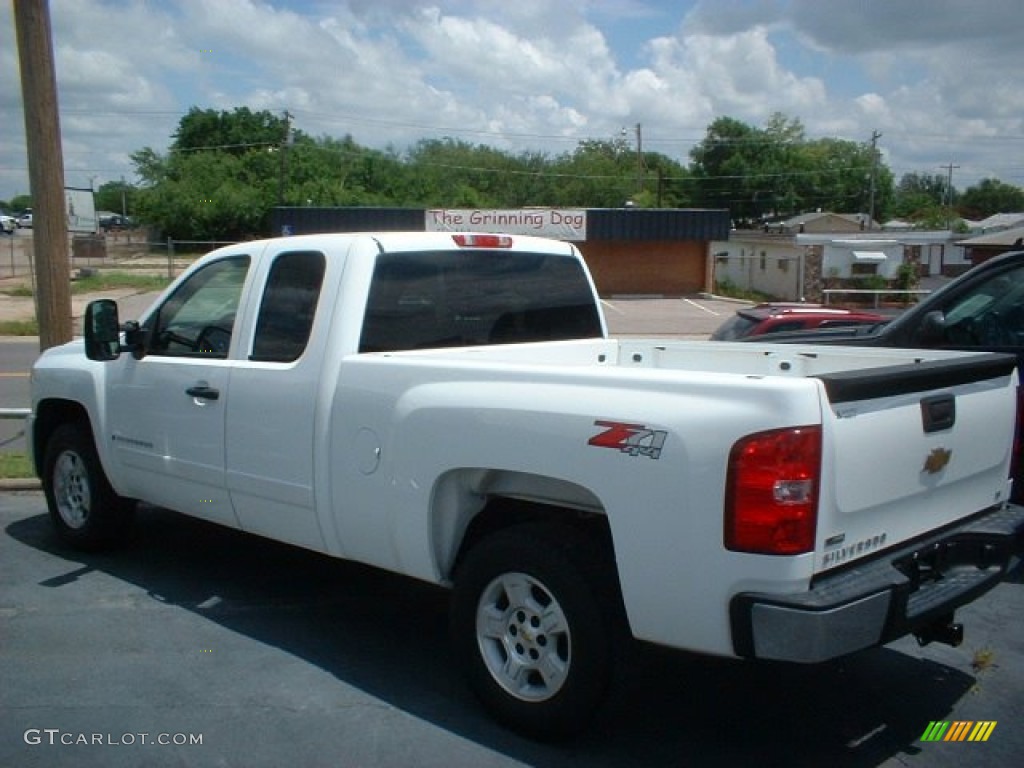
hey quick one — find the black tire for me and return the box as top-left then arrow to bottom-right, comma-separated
450,522 -> 621,740
42,421 -> 134,550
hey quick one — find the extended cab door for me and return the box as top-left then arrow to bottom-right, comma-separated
224,248 -> 330,551
106,254 -> 251,527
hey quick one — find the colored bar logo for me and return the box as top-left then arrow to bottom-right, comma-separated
921,721 -> 997,742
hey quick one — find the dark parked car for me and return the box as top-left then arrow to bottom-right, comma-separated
710,303 -> 886,340
744,250 -> 1024,501
99,212 -> 133,230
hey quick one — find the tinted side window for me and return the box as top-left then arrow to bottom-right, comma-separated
820,320 -> 873,329
360,250 -> 601,352
148,256 -> 250,358
251,251 -> 326,363
761,320 -> 806,335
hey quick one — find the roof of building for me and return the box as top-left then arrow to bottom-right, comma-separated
762,211 -> 880,231
966,213 -> 1024,233
958,225 -> 1024,246
271,206 -> 732,242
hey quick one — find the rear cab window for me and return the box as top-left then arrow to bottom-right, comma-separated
710,313 -> 759,340
359,248 -> 602,352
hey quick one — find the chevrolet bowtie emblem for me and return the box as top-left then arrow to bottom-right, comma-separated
923,447 -> 952,474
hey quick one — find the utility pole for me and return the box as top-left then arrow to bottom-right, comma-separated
277,110 -> 292,205
635,122 -> 643,197
939,162 -> 959,229
14,0 -> 72,350
867,130 -> 881,231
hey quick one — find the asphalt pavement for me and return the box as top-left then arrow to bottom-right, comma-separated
2,279 -> 1023,766
1,492 -> 1022,767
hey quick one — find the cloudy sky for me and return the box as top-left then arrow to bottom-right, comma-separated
2,0 -> 1022,205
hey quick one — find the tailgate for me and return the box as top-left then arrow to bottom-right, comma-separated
813,353 -> 1018,573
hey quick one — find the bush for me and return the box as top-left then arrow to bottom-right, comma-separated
714,279 -> 773,303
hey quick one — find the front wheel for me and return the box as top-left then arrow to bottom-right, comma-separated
450,523 -> 620,739
42,422 -> 134,550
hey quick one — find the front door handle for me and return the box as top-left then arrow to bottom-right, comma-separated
186,385 -> 220,401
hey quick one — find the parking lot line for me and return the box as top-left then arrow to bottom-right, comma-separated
682,298 -> 721,316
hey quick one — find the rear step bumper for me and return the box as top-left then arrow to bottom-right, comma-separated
730,503 -> 1024,663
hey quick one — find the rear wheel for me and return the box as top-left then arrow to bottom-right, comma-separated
42,422 -> 134,550
451,522 -> 619,739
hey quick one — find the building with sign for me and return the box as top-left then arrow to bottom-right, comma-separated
271,206 -> 731,296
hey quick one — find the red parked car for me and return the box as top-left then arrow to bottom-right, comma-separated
710,303 -> 886,340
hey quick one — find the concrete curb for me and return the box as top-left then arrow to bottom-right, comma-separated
696,292 -> 755,305
0,478 -> 40,491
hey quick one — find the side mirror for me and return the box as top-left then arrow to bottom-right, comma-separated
84,299 -> 121,361
917,310 -> 947,345
84,300 -> 147,361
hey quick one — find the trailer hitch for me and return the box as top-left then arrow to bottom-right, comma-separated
914,613 -> 964,648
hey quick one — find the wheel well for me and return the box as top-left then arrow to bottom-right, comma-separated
33,399 -> 91,472
452,496 -> 617,581
450,498 -> 630,647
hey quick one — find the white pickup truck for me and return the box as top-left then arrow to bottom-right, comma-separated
30,232 -> 1024,738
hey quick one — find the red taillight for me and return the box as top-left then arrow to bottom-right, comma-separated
452,234 -> 513,248
725,426 -> 821,555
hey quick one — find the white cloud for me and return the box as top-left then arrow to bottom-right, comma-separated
1,0 -> 1021,203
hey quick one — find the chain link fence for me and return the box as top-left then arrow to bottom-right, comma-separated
1,232 -> 239,282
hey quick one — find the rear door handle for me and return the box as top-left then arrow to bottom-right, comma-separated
186,385 -> 220,401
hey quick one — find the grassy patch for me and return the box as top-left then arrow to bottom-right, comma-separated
0,452 -> 34,479
713,280 -> 773,303
2,272 -> 171,298
71,272 -> 171,294
0,319 -> 39,336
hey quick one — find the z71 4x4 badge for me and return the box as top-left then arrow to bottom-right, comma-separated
588,420 -> 668,460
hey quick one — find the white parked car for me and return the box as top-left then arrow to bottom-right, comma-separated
0,214 -> 16,234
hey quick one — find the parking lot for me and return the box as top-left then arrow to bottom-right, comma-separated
1,488 -> 1022,768
2,286 -> 1021,767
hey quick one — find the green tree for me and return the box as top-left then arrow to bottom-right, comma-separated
10,194 -> 32,213
547,138 -> 636,207
399,138 -> 554,207
688,114 -> 894,223
892,172 -> 952,224
172,106 -> 289,154
94,180 -> 137,216
800,137 -> 890,219
689,116 -> 763,220
132,107 -> 297,239
958,178 -> 1024,219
